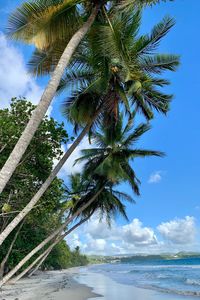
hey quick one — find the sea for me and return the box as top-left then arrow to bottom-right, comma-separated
85,256 -> 200,297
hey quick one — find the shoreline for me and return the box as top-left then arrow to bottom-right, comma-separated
0,267 -> 199,300
76,267 -> 199,300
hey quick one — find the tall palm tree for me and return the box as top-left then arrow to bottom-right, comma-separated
0,6 -> 178,246
0,0 -> 170,194
0,0 -> 100,194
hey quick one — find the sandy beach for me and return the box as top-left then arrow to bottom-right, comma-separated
0,269 -> 99,300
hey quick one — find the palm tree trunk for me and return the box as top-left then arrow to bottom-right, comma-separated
0,186 -> 104,287
12,216 -> 91,283
0,221 -> 24,279
0,5 -> 99,195
28,247 -> 55,277
0,121 -> 92,246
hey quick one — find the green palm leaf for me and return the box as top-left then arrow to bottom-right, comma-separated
7,0 -> 81,49
140,54 -> 180,74
133,16 -> 175,55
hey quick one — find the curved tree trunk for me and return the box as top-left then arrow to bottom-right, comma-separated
0,5 -> 99,195
0,122 -> 91,246
0,186 -> 104,287
12,216 -> 90,283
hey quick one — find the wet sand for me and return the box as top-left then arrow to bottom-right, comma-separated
76,268 -> 199,300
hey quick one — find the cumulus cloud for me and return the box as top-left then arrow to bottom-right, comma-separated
157,216 -> 196,244
66,215 -> 159,255
122,219 -> 157,247
0,33 -> 43,108
148,171 -> 162,184
65,215 -> 199,255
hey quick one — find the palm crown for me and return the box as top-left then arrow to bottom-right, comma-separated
28,8 -> 179,126
66,173 -> 134,225
75,115 -> 164,195
7,0 -> 172,49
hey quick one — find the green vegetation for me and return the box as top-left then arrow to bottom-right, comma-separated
0,99 -> 88,276
44,245 -> 88,270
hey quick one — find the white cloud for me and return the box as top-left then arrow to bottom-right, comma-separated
122,219 -> 157,247
148,171 -> 162,184
0,33 -> 43,109
157,216 -> 196,244
66,215 -> 159,255
65,215 -> 199,255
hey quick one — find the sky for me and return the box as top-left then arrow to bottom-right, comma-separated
0,0 -> 200,255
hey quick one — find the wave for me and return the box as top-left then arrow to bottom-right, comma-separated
139,284 -> 200,297
186,279 -> 200,286
90,263 -> 200,297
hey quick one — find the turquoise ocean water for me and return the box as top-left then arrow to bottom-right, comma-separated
88,257 -> 200,297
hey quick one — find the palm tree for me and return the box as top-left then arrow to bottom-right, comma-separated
0,183 -> 104,286
0,0 -> 100,194
11,174 -> 133,282
0,6 -> 178,246
0,173 -> 133,286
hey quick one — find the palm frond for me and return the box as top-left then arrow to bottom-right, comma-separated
120,163 -> 141,195
133,93 -> 154,120
123,123 -> 151,146
116,0 -> 174,12
133,16 -> 175,55
28,41 -> 66,75
7,0 -> 81,49
112,190 -> 135,203
121,149 -> 165,159
140,54 -> 180,74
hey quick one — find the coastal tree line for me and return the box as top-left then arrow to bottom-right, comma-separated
0,0 -> 178,287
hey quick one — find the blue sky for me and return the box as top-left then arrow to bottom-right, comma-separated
0,0 -> 200,255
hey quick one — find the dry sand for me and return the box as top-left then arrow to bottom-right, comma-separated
0,269 -> 100,300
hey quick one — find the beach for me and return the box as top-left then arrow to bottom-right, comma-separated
0,269 -> 99,300
0,267 -> 199,300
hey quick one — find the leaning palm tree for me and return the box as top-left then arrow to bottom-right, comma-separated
0,0 -> 100,194
0,174 -> 132,286
0,7 -> 178,246
0,181 -> 105,286
0,0 -> 171,194
12,174 -> 133,282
